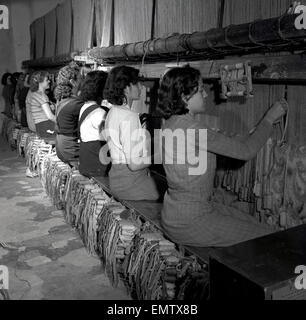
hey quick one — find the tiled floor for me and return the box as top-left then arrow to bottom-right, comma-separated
0,136 -> 129,300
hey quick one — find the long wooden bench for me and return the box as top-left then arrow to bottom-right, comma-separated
93,174 -> 213,266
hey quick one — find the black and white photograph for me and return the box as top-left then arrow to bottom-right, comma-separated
1,0 -> 306,307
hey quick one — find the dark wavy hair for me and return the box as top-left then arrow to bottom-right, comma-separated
1,73 -> 13,86
79,71 -> 108,103
157,66 -> 201,120
13,72 -> 22,82
103,66 -> 139,105
54,62 -> 80,101
29,71 -> 49,92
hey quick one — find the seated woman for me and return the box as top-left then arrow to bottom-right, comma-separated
104,66 -> 160,201
18,74 -> 30,127
157,66 -> 287,247
26,71 -> 56,138
54,62 -> 83,166
78,71 -> 109,178
1,73 -> 15,118
14,73 -> 29,125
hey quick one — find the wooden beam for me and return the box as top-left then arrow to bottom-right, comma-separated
22,52 -> 81,69
89,14 -> 306,64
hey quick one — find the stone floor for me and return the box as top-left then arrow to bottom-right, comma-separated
0,136 -> 129,300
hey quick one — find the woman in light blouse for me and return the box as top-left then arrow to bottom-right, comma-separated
26,71 -> 55,138
103,66 -> 160,201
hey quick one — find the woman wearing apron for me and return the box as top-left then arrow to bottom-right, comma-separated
104,66 -> 160,201
78,71 -> 109,178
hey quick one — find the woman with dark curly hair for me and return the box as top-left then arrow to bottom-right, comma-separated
54,62 -> 83,166
1,73 -> 15,118
104,65 -> 159,200
157,66 -> 287,247
78,71 -> 109,177
25,71 -> 55,138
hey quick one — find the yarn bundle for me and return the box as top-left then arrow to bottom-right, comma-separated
124,231 -> 186,300
76,183 -> 110,255
17,130 -> 31,156
41,154 -> 71,209
64,170 -> 89,226
97,203 -> 140,287
25,135 -> 51,174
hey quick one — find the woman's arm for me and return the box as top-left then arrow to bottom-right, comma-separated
205,118 -> 273,161
194,101 -> 286,161
42,102 -> 56,123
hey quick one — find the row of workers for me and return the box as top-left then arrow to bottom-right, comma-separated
1,72 -> 30,123
25,63 -> 286,248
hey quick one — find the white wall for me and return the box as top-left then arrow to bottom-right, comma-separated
28,0 -> 64,22
1,0 -> 63,118
10,0 -> 31,72
0,0 -> 17,116
10,0 -> 64,71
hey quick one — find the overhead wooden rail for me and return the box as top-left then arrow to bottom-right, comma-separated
88,13 -> 306,64
22,52 -> 79,70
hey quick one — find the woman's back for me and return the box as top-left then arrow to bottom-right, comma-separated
103,65 -> 159,201
25,91 -> 36,132
79,102 -> 108,142
78,102 -> 110,177
27,90 -> 49,124
162,114 -> 216,203
105,105 -> 142,164
56,97 -> 84,136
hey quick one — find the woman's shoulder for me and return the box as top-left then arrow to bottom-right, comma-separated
108,105 -> 138,118
59,97 -> 80,109
91,106 -> 108,116
80,102 -> 106,118
79,101 -> 93,115
32,90 -> 44,97
163,113 -> 214,131
164,113 -> 195,129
